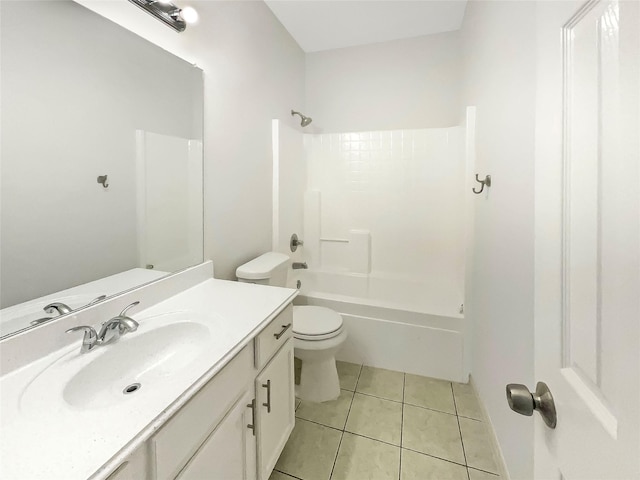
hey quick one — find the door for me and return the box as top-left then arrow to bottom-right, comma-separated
177,389 -> 257,480
256,339 -> 295,480
534,0 -> 639,478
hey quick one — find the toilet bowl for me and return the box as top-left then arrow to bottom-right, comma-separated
235,252 -> 346,403
293,306 -> 347,402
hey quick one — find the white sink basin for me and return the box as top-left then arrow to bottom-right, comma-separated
20,312 -> 221,413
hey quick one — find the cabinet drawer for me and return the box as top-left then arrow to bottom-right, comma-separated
254,305 -> 293,370
152,345 -> 253,480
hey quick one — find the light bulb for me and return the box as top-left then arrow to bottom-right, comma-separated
180,6 -> 198,24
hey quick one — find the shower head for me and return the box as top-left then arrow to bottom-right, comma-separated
291,110 -> 312,127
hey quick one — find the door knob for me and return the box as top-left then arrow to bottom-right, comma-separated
506,381 -> 557,429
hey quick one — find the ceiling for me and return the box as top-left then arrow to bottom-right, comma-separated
264,0 -> 468,53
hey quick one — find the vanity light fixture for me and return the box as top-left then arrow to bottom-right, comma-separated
127,0 -> 198,32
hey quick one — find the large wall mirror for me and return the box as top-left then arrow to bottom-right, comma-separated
0,1 -> 204,338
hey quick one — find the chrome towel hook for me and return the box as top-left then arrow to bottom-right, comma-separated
473,174 -> 491,194
97,175 -> 109,188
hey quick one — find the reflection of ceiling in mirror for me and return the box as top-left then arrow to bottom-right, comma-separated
0,0 -> 204,337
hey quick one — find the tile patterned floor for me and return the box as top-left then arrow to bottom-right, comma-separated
272,363 -> 501,480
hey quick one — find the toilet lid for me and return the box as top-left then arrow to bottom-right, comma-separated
293,306 -> 343,340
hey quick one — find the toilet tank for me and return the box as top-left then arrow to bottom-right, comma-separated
235,252 -> 290,287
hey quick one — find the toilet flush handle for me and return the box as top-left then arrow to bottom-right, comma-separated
274,323 -> 292,340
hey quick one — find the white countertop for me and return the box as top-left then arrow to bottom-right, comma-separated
0,277 -> 297,480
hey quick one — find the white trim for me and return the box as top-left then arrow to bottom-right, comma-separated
469,375 -> 511,480
272,119 -> 280,251
560,367 -> 618,439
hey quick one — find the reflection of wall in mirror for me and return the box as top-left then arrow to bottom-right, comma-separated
0,0 -> 203,308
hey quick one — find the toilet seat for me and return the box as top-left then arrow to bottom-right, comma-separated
293,306 -> 343,341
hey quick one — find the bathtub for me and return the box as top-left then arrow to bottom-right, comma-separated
293,270 -> 468,383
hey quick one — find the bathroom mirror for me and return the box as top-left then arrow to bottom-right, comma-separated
0,1 -> 204,338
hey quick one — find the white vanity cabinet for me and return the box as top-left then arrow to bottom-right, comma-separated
176,388 -> 257,480
146,304 -> 295,480
255,339 -> 295,480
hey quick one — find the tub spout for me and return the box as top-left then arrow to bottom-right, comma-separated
292,262 -> 308,270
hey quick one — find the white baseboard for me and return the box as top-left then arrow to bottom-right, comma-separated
469,376 -> 511,480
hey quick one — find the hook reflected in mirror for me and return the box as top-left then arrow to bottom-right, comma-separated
97,175 -> 109,188
473,174 -> 491,194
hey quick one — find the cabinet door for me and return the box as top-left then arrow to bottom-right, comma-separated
177,389 -> 257,480
256,339 -> 295,480
105,446 -> 147,480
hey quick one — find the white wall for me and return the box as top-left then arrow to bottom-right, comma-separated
305,32 -> 462,133
77,0 -> 306,280
460,1 -> 537,478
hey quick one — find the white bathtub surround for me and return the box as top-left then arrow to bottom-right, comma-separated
303,190 -> 322,268
288,122 -> 473,385
303,127 -> 466,301
347,230 -> 371,274
0,261 -> 297,479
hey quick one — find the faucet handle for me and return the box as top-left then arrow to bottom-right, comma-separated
66,326 -> 98,353
85,295 -> 107,307
44,302 -> 72,315
119,301 -> 140,317
116,301 -> 140,334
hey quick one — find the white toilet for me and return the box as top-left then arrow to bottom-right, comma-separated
236,252 -> 347,403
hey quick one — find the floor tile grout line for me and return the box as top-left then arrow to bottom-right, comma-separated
399,372 -> 406,480
328,364 -> 363,480
346,391 -> 470,418
458,414 -> 484,422
328,431 -> 344,480
352,390 -> 404,404
400,445 -> 470,470
343,430 -> 402,449
352,362 -> 364,392
403,399 -> 459,416
341,388 -> 356,431
344,364 -> 364,431
468,466 -> 501,477
273,469 -> 305,480
295,417 -> 344,433
451,382 -> 471,480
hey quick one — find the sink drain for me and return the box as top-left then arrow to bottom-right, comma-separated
123,383 -> 141,394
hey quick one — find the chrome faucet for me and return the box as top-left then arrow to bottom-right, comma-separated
292,262 -> 308,269
97,301 -> 140,344
44,302 -> 72,315
66,301 -> 140,353
65,325 -> 99,353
